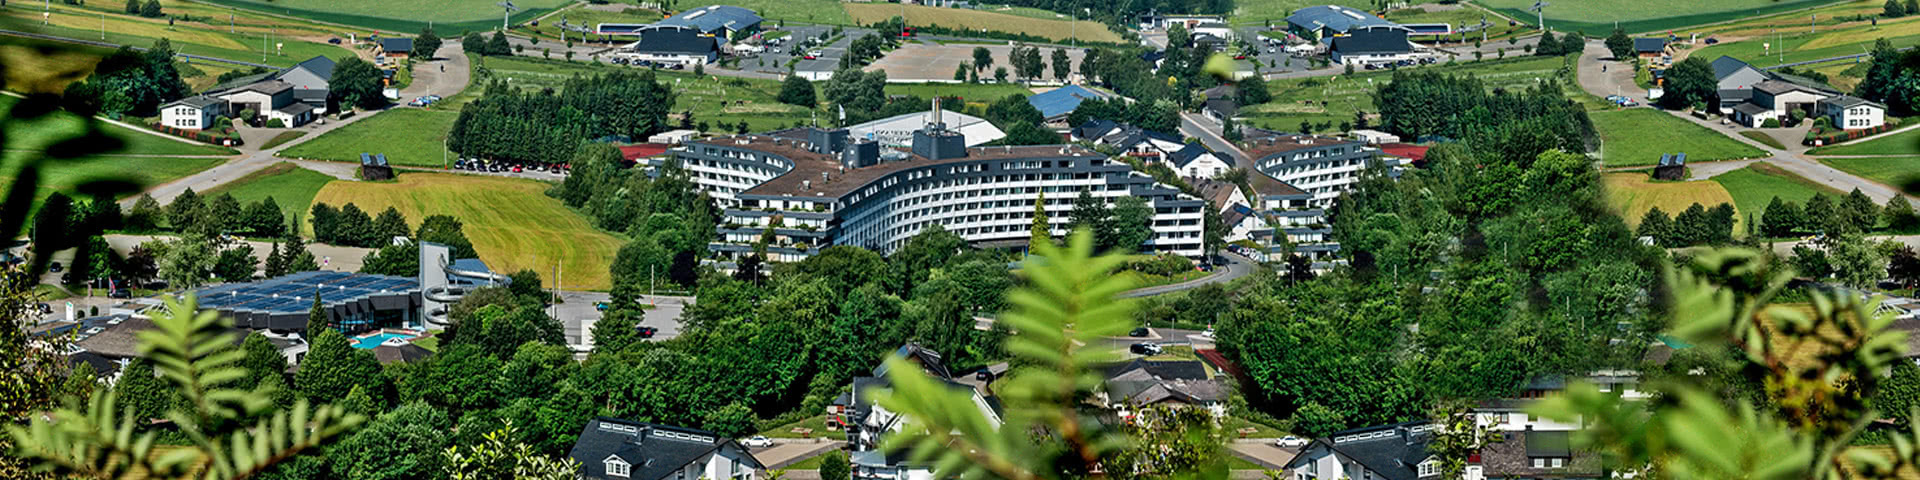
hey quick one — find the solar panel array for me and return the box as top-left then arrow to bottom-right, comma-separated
196,271 -> 420,315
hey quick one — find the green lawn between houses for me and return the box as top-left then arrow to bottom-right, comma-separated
1590,109 -> 1767,167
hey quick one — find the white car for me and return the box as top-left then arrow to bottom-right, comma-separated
743,436 -> 774,448
1276,436 -> 1309,448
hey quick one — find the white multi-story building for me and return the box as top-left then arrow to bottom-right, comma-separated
674,120 -> 1211,261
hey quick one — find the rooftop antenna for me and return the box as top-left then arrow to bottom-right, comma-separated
1528,0 -> 1548,31
497,1 -> 520,31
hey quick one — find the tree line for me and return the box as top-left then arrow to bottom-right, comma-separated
448,71 -> 673,165
1760,189 -> 1916,238
309,202 -> 413,248
1634,203 -> 1736,248
1372,69 -> 1599,158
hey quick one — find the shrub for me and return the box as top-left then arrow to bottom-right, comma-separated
265,118 -> 286,128
1762,118 -> 1782,128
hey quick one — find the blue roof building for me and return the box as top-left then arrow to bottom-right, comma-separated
1286,5 -> 1398,38
194,271 -> 422,332
658,5 -> 762,38
1028,85 -> 1115,122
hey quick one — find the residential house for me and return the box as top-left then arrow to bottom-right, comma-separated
567,417 -> 764,480
159,95 -> 225,130
1101,359 -> 1228,416
840,344 -> 1003,480
1168,142 -> 1232,178
1475,430 -> 1600,480
1731,79 -> 1834,127
1071,118 -> 1121,141
1286,5 -> 1397,39
1820,94 -> 1887,130
1282,421 -> 1439,480
1029,85 -> 1116,127
1203,85 -> 1237,122
620,25 -> 722,67
378,37 -> 414,58
1331,25 -> 1416,66
1633,37 -> 1668,59
1087,122 -> 1186,161
1220,204 -> 1269,242
215,80 -> 315,127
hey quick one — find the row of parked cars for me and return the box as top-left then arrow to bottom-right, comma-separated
609,57 -> 688,70
451,158 -> 570,175
1604,94 -> 1640,107
407,95 -> 443,107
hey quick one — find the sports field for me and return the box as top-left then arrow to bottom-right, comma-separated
844,3 -> 1124,44
1474,0 -> 1844,35
1590,109 -> 1767,167
1709,163 -> 1842,230
1604,172 -> 1745,232
1807,127 -> 1920,156
1818,156 -> 1920,188
280,109 -> 459,168
203,162 -> 336,226
195,0 -> 570,33
311,173 -> 624,290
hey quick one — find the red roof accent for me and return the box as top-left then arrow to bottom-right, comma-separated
618,143 -> 672,160
1378,143 -> 1428,161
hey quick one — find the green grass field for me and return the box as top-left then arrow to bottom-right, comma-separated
1739,130 -> 1787,149
1688,10 -> 1920,69
202,162 -> 335,225
0,96 -> 232,213
844,2 -> 1125,44
1473,0 -> 1844,35
883,82 -> 1034,105
1604,172 -> 1745,232
1807,127 -> 1920,155
1590,109 -> 1767,167
259,131 -> 308,150
280,109 -> 459,168
522,5 -> 667,42
1818,156 -> 1920,187
1241,55 -> 1571,133
193,0 -> 571,33
1383,6 -> 1527,41
757,415 -> 849,441
4,3 -> 356,69
1709,163 -> 1843,228
312,173 -> 624,290
478,55 -> 811,132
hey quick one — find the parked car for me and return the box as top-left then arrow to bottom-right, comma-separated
48,262 -> 61,273
108,289 -> 131,299
635,325 -> 658,338
742,436 -> 774,448
975,369 -> 994,382
1276,436 -> 1309,448
1129,327 -> 1151,337
1129,342 -> 1162,355
1198,328 -> 1216,339
594,302 -> 609,311
35,303 -> 51,314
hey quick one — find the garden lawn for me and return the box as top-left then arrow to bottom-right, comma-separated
1807,127 -> 1920,155
1473,0 -> 1842,34
844,3 -> 1124,44
1709,163 -> 1842,229
202,162 -> 335,225
1241,55 -> 1569,133
1591,109 -> 1767,167
1603,172 -> 1745,232
193,0 -> 571,33
1818,156 -> 1920,188
757,415 -> 849,441
280,109 -> 459,168
311,173 -> 624,290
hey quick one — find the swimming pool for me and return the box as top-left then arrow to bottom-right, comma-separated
351,330 -> 422,349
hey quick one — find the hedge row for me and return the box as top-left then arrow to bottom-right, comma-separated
149,123 -> 244,147
1805,123 -> 1894,146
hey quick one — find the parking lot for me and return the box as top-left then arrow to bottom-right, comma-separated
741,25 -> 834,75
866,42 -> 1086,81
794,28 -> 871,77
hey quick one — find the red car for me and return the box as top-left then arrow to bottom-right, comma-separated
511,166 -> 523,173
1234,55 -> 1247,60
803,54 -> 816,60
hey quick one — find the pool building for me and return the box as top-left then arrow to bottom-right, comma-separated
193,270 -> 423,333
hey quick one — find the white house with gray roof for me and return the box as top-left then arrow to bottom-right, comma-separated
1284,421 -> 1440,480
159,95 -> 225,130
1820,94 -> 1886,130
568,417 -> 764,480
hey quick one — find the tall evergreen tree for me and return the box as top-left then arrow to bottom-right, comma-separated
1029,192 -> 1052,253
168,188 -> 202,231
1888,196 -> 1920,231
1637,207 -> 1674,246
1806,193 -> 1838,233
1844,188 -> 1882,232
264,240 -> 287,278
1762,197 -> 1805,237
307,291 -> 328,333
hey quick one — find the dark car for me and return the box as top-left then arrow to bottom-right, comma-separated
1129,327 -> 1150,337
108,289 -> 131,299
35,303 -> 51,314
328,38 -> 343,44
48,262 -> 61,273
975,369 -> 995,382
1129,342 -> 1162,355
635,326 -> 658,338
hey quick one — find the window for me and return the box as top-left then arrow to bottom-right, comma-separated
605,456 -> 631,478
1417,461 -> 1439,477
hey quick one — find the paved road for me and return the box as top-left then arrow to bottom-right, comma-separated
1574,39 -> 1914,203
132,40 -> 473,204
1119,252 -> 1254,298
1179,112 -> 1250,165
752,439 -> 844,469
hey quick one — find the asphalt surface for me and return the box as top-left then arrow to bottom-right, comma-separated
1119,251 -> 1255,298
568,294 -> 690,352
1180,111 -> 1250,165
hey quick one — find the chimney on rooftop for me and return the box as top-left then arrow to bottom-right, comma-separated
802,180 -> 811,191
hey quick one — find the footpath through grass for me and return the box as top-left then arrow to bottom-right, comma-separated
1709,163 -> 1843,228
203,162 -> 335,225
280,109 -> 458,168
1591,109 -> 1767,167
1807,127 -> 1920,156
311,173 -> 624,290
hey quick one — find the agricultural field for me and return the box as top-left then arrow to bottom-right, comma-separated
1240,55 -> 1569,133
844,2 -> 1125,44
280,109 -> 459,168
1474,0 -> 1844,35
1603,172 -> 1745,232
1590,109 -> 1767,167
673,0 -> 853,26
1687,7 -> 1920,70
1709,163 -> 1842,227
3,1 -> 357,68
202,162 -> 336,225
196,0 -> 570,33
0,41 -> 110,94
1818,156 -> 1920,187
521,4 -> 667,43
311,173 -> 625,290
1806,127 -> 1920,155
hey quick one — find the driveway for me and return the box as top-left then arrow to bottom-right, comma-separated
752,439 -> 844,470
1226,439 -> 1298,470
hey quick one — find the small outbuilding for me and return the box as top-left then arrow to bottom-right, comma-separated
1634,37 -> 1669,58
1653,152 -> 1687,180
360,153 -> 395,181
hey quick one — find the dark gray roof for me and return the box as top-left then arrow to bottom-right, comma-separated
659,5 -> 762,34
1733,102 -> 1770,116
276,102 -> 315,116
1205,98 -> 1237,119
568,417 -> 761,480
1634,37 -> 1667,53
231,80 -> 293,96
1286,5 -> 1396,34
1717,88 -> 1753,102
165,95 -> 223,110
1753,79 -> 1824,96
1332,26 -> 1411,55
205,72 -> 277,94
289,55 -> 335,79
371,343 -> 432,364
294,89 -> 328,104
1101,124 -> 1183,150
1104,359 -> 1209,381
1168,142 -> 1216,169
1288,422 -> 1435,480
634,26 -> 721,55
380,37 -> 414,53
1710,55 -> 1752,80
872,343 -> 951,379
1525,430 -> 1571,457
1481,430 -> 1598,477
1074,119 -> 1118,140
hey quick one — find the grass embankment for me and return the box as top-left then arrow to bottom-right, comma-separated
1819,156 -> 1920,187
1739,130 -> 1787,149
1240,55 -> 1571,132
1808,127 -> 1920,155
1709,163 -> 1843,226
280,109 -> 459,168
311,173 -> 624,290
1590,109 -> 1767,167
843,2 -> 1124,44
1474,0 -> 1841,34
202,162 -> 335,224
259,131 -> 308,150
1603,172 -> 1743,232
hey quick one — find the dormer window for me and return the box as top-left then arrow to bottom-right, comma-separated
1417,459 -> 1439,477
605,455 -> 631,478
